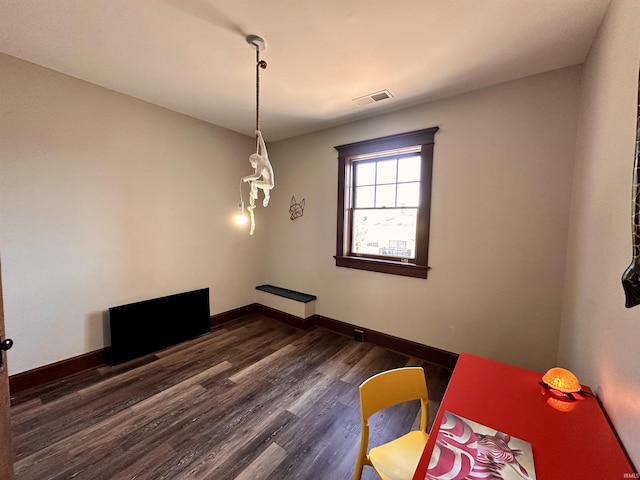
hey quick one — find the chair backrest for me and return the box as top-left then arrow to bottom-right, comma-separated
359,366 -> 429,432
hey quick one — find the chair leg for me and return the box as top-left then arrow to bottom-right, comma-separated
353,436 -> 368,480
353,459 -> 364,480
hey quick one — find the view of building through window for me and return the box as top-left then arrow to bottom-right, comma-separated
351,151 -> 421,260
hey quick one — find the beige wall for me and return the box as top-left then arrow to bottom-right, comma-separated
0,53 -> 265,375
265,66 -> 582,373
559,0 -> 640,467
2,0 -> 638,463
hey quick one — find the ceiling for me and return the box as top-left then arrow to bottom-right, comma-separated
0,0 -> 611,141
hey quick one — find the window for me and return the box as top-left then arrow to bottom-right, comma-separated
334,127 -> 438,278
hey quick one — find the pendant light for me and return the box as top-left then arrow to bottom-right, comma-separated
235,34 -> 274,235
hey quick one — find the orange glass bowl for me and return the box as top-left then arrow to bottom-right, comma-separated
542,367 -> 581,393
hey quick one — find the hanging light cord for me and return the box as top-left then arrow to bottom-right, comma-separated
256,48 -> 260,144
255,49 -> 267,153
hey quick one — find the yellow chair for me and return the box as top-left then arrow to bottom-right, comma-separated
354,367 -> 429,480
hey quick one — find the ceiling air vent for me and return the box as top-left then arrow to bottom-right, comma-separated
353,89 -> 393,106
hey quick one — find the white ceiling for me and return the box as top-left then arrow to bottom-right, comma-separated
0,0 -> 611,141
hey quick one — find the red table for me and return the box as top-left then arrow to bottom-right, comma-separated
413,352 -> 636,479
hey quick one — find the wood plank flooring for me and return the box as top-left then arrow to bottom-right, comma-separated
10,314 -> 452,480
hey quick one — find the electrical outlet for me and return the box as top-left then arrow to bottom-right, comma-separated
354,329 -> 364,342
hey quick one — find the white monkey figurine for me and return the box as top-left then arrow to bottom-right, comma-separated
242,130 -> 274,208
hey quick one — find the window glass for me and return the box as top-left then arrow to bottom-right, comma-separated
397,156 -> 421,182
396,182 -> 420,207
355,162 -> 376,185
376,159 -> 397,184
355,186 -> 375,208
352,208 -> 417,259
375,184 -> 396,208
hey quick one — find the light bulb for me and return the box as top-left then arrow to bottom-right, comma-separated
234,201 -> 247,225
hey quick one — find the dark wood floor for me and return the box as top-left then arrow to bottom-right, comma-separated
10,314 -> 452,480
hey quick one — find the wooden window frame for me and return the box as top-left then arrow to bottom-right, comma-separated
334,127 -> 438,278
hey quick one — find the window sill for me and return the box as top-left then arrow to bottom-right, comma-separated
334,256 -> 429,279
